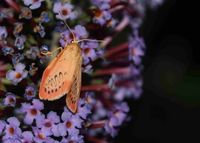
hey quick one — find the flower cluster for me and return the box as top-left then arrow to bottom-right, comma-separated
0,0 -> 164,142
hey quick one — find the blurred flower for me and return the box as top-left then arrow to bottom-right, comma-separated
53,2 -> 76,20
92,8 -> 112,25
12,53 -> 25,65
128,32 -> 145,65
3,138 -> 21,143
148,0 -> 164,8
21,131 -> 34,143
14,35 -> 26,50
0,120 -> 6,134
1,46 -> 14,56
25,46 -> 39,60
6,63 -> 28,85
23,0 -> 44,9
91,0 -> 113,26
19,7 -> 32,19
29,63 -> 38,76
82,64 -> 93,74
113,102 -> 129,124
39,11 -> 50,23
13,23 -> 23,36
61,134 -> 84,143
33,23 -> 45,37
0,26 -> 7,40
104,116 -> 119,137
76,98 -> 92,119
24,85 -> 36,100
39,45 -> 49,64
0,8 -> 14,20
3,92 -> 16,107
92,101 -> 107,120
104,102 -> 129,137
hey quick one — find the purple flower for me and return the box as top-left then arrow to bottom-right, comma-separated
0,26 -> 7,40
92,101 -> 107,120
81,42 -> 99,64
39,45 -> 49,64
91,0 -> 111,7
93,9 -> 112,25
0,8 -> 14,20
29,63 -> 38,76
0,120 -> 6,134
11,53 -> 25,65
14,35 -> 26,50
61,134 -> 84,143
6,63 -> 28,85
36,111 -> 60,136
20,99 -> 44,125
76,98 -> 92,119
148,0 -> 164,8
23,0 -> 44,9
128,32 -> 145,65
24,85 -> 36,100
19,7 -> 32,19
91,0 -> 113,26
113,102 -> 129,125
104,116 -> 119,137
82,64 -> 93,74
39,11 -> 50,23
53,2 -> 76,20
3,138 -> 21,143
60,25 -> 88,46
33,23 -> 45,37
2,46 -> 14,56
60,107 -> 82,136
32,127 -> 49,143
105,102 -> 129,137
25,46 -> 39,60
13,23 -> 23,36
52,123 -> 67,137
3,92 -> 16,107
3,117 -> 22,140
21,131 -> 33,143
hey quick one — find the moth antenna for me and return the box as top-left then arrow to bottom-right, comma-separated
77,39 -> 104,43
58,11 -> 76,42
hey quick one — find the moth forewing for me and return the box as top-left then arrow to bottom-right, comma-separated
39,43 -> 81,105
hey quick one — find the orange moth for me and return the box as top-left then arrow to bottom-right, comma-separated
39,41 -> 82,113
39,15 -> 102,113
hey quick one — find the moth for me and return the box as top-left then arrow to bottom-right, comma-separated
39,17 -> 102,113
39,41 -> 82,114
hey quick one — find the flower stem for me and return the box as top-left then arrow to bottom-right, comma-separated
102,16 -> 130,47
4,0 -> 20,12
81,84 -> 110,91
94,67 -> 130,76
105,43 -> 128,58
88,120 -> 106,129
86,136 -> 108,143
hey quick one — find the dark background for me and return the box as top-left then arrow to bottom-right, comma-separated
116,0 -> 199,143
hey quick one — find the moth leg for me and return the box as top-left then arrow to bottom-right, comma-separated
41,47 -> 63,57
